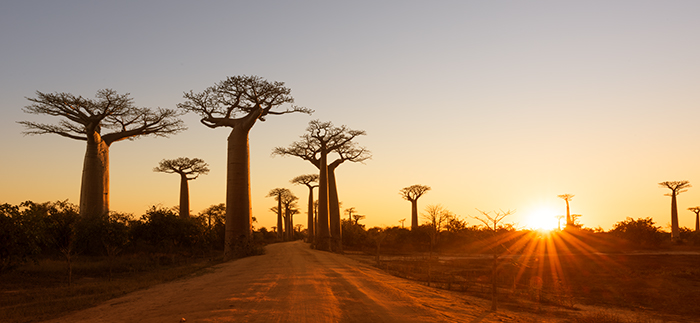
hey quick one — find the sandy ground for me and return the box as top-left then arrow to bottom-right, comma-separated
45,241 -> 565,323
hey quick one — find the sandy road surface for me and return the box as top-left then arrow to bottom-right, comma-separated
46,241 -> 546,323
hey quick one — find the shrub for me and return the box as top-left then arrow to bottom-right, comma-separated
609,217 -> 663,248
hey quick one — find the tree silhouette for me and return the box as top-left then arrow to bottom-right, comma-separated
555,215 -> 565,231
20,89 -> 185,219
473,209 -> 514,312
344,207 -> 356,222
291,174 -> 318,244
267,188 -> 292,241
557,194 -> 575,228
399,185 -> 431,230
659,181 -> 691,241
179,76 -> 312,260
282,193 -> 299,241
273,120 -> 369,251
422,204 -> 452,256
689,207 -> 700,232
154,157 -> 209,218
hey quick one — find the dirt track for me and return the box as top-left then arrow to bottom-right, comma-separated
45,241 -> 550,323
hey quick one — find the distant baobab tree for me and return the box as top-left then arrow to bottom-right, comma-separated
555,215 -> 565,231
399,218 -> 406,228
291,174 -> 318,244
179,76 -> 313,260
689,207 -> 700,232
267,188 -> 292,241
282,193 -> 300,241
659,181 -> 691,241
273,120 -> 369,252
344,207 -> 356,222
154,157 -> 209,218
19,89 -> 185,219
557,194 -> 575,228
399,185 -> 431,230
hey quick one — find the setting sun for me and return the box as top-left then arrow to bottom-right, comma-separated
526,208 -> 560,231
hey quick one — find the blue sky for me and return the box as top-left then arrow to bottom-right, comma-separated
3,1 -> 700,231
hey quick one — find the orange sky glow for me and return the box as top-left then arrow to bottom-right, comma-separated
2,2 -> 700,232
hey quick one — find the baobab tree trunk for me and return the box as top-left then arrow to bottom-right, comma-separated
316,144 -> 331,251
277,198 -> 283,241
328,164 -> 342,252
179,174 -> 190,218
671,193 -> 680,241
696,212 -> 699,232
224,125 -> 254,260
287,209 -> 293,240
411,200 -> 418,230
307,186 -> 315,244
80,133 -> 110,219
565,200 -> 572,227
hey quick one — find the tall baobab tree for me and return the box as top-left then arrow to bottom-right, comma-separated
291,174 -> 318,244
399,185 -> 431,230
557,194 -> 575,228
20,89 -> 185,219
273,120 -> 369,252
659,181 -> 691,241
689,207 -> 700,232
267,188 -> 292,241
154,157 -> 209,218
179,76 -> 312,260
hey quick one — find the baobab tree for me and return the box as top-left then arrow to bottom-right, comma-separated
273,120 -> 369,251
267,188 -> 292,241
659,181 -> 691,241
179,76 -> 312,260
282,193 -> 300,241
20,89 -> 185,219
689,207 -> 700,232
344,207 -> 356,222
399,185 -> 431,230
557,194 -> 575,228
291,174 -> 318,244
153,157 -> 209,218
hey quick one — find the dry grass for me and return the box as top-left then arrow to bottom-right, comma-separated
0,253 -> 221,323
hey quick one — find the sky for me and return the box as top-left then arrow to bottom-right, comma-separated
2,1 -> 700,232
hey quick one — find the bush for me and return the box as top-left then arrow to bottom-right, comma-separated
130,205 -> 206,252
610,217 -> 663,248
0,203 -> 40,272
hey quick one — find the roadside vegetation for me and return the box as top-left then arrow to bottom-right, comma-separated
340,213 -> 700,320
0,200 -> 278,322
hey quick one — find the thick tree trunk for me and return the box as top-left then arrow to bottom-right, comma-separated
179,174 -> 190,218
328,164 -> 342,252
224,125 -> 253,260
287,209 -> 293,240
671,193 -> 679,241
79,134 -> 109,219
276,198 -> 283,241
565,200 -> 572,227
410,199 -> 418,230
307,186 -> 315,244
316,145 -> 331,251
696,212 -> 699,232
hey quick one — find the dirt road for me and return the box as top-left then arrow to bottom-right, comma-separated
46,241 -> 548,323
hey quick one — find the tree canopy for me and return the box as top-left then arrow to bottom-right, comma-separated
21,89 -> 185,144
